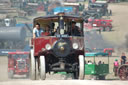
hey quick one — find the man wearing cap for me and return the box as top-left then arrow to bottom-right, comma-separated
69,21 -> 82,36
121,52 -> 127,65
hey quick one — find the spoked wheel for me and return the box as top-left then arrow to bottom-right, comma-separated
73,55 -> 85,80
40,56 -> 46,80
118,65 -> 128,80
30,49 -> 39,80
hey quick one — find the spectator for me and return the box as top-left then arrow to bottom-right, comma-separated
88,60 -> 92,64
98,61 -> 102,65
113,59 -> 119,76
69,21 -> 81,36
43,25 -> 51,36
45,25 -> 50,33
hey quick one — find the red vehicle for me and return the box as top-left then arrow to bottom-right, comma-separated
85,48 -> 114,56
8,51 -> 30,78
30,14 -> 85,80
88,19 -> 112,31
103,48 -> 114,56
84,23 -> 100,31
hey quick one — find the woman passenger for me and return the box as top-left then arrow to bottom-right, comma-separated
44,25 -> 51,36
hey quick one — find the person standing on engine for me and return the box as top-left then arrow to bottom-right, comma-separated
69,21 -> 82,36
33,23 -> 44,38
121,52 -> 127,65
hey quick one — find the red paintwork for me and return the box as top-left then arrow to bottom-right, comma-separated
126,62 -> 128,64
32,36 -> 84,56
86,19 -> 112,31
89,19 -> 112,22
8,58 -> 15,71
8,51 -> 29,54
104,48 -> 114,56
14,58 -> 28,75
104,48 -> 114,52
41,32 -> 50,36
8,53 -> 29,76
84,23 -> 100,30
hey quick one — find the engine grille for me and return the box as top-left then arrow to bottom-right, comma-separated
17,60 -> 26,70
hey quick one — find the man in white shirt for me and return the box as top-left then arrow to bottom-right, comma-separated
33,23 -> 44,38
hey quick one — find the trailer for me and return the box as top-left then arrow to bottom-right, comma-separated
85,52 -> 109,80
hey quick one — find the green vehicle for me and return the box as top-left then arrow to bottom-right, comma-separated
85,52 -> 109,80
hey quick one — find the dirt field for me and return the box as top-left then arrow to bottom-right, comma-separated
103,3 -> 128,46
0,2 -> 128,85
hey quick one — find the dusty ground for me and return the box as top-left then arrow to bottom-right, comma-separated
0,2 -> 128,85
0,56 -> 120,81
103,3 -> 128,46
0,80 -> 128,85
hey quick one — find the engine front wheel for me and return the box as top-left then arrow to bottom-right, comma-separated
40,56 -> 46,80
78,55 -> 85,79
73,55 -> 85,80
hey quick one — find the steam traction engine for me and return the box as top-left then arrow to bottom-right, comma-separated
30,14 -> 85,80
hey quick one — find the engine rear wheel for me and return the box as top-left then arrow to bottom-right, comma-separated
30,49 -> 38,80
118,65 -> 128,80
40,56 -> 46,80
35,57 -> 39,80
